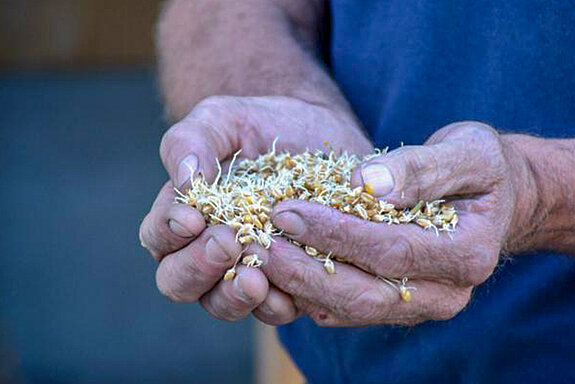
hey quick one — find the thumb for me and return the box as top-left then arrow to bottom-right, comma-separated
352,138 -> 496,207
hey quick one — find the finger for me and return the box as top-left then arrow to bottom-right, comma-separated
160,97 -> 248,190
253,286 -> 299,325
155,225 -> 242,302
200,266 -> 269,322
261,238 -> 473,326
139,181 -> 206,260
242,244 -> 313,326
272,200 -> 499,286
239,244 -> 299,325
352,122 -> 505,206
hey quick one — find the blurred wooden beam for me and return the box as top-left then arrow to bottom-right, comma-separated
256,322 -> 304,384
0,0 -> 164,69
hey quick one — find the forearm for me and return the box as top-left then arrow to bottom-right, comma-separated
156,0 -> 354,123
505,134 -> 575,254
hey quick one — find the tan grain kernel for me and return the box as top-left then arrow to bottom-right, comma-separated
175,142 -> 458,286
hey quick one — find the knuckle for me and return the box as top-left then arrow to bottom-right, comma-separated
448,122 -> 507,177
191,96 -> 243,124
186,250 -> 221,281
446,121 -> 497,139
400,147 -> 438,199
193,95 -> 229,112
403,148 -> 426,178
380,235 -> 418,276
432,290 -> 470,321
311,209 -> 362,256
156,251 -> 215,302
308,206 -> 341,240
336,220 -> 366,257
155,264 -> 187,302
279,259 -> 316,297
462,246 -> 498,285
327,215 -> 379,263
323,216 -> 346,244
468,121 -> 499,138
152,224 -> 182,260
344,289 -> 383,321
159,124 -> 186,164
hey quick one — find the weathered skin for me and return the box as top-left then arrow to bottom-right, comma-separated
140,0 -> 575,326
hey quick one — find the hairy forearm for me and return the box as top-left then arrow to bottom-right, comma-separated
505,134 -> 575,254
156,0 -> 354,122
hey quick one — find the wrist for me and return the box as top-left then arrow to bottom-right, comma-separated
502,134 -> 575,254
501,134 -> 544,253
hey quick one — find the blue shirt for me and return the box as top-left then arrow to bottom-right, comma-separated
278,1 -> 575,383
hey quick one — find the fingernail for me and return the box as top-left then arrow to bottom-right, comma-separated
233,273 -> 251,303
177,154 -> 198,189
206,237 -> 232,263
361,164 -> 394,196
168,219 -> 195,238
272,211 -> 305,236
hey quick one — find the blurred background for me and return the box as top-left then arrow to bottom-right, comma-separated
0,1 -> 299,383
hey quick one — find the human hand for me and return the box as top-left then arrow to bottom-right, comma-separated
260,121 -> 538,326
139,95 -> 372,324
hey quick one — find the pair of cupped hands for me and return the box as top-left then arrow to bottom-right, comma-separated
139,95 -> 525,326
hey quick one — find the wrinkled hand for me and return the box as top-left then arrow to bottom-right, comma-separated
259,121 -> 535,326
139,95 -> 371,324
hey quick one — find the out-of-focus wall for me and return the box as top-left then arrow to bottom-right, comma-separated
0,0 -> 163,69
0,2 -> 305,382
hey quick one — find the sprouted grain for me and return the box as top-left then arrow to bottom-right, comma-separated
176,141 -> 458,302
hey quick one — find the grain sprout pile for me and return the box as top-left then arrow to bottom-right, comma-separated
176,141 -> 458,302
